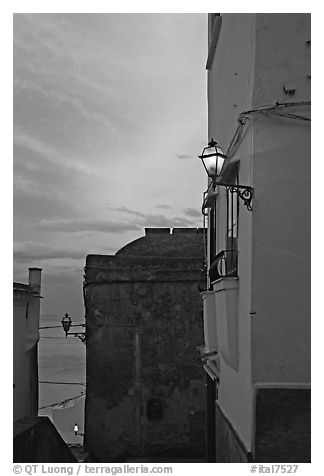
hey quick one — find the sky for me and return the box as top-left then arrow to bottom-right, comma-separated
13,13 -> 208,317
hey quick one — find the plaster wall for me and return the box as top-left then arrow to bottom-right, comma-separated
13,269 -> 42,422
251,13 -> 311,384
13,293 -> 32,422
207,13 -> 256,451
26,268 -> 41,352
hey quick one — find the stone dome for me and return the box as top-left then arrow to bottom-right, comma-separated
115,227 -> 205,259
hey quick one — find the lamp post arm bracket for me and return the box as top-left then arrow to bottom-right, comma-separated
215,181 -> 254,211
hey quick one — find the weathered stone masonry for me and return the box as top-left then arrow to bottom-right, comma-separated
84,228 -> 206,462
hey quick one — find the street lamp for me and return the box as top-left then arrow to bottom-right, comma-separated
198,138 -> 254,211
61,313 -> 86,343
61,313 -> 72,336
198,139 -> 226,186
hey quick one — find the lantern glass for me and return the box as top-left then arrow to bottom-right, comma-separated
199,142 -> 226,179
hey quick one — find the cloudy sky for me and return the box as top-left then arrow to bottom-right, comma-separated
13,13 -> 208,316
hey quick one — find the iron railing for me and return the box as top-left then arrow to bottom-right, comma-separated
209,249 -> 238,282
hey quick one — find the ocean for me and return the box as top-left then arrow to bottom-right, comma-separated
38,314 -> 86,445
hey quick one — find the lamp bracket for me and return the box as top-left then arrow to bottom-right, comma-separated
215,181 -> 254,211
64,324 -> 86,343
66,331 -> 86,343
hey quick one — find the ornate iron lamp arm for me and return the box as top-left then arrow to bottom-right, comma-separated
215,181 -> 254,211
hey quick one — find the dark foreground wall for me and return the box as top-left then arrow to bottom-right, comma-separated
14,417 -> 77,463
254,389 -> 311,463
215,388 -> 311,463
84,228 -> 206,462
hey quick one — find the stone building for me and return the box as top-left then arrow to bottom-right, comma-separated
83,228 -> 206,462
200,13 -> 311,462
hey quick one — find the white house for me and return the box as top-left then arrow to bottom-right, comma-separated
199,13 -> 310,462
13,268 -> 42,422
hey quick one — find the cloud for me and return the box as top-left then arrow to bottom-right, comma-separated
12,13 -> 208,315
35,208 -> 196,235
176,153 -> 192,160
108,206 -> 147,219
14,130 -> 103,177
183,208 -> 201,219
14,74 -> 115,137
37,217 -> 142,234
13,242 -> 87,263
155,204 -> 172,210
14,175 -> 47,197
140,214 -> 193,228
13,187 -> 81,225
14,13 -> 121,156
107,206 -> 194,228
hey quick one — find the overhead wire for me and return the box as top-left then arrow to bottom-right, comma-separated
38,393 -> 86,411
225,100 -> 311,160
40,336 -> 66,339
39,381 -> 86,386
39,325 -> 63,329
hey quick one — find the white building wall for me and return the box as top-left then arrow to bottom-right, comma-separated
251,13 -> 311,385
13,292 -> 33,422
207,13 -> 256,451
26,268 -> 42,352
206,12 -> 310,457
13,268 -> 42,422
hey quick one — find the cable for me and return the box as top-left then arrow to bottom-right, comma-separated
39,381 -> 86,386
226,116 -> 248,159
39,336 -> 66,339
39,324 -> 85,329
270,111 -> 311,121
38,393 -> 86,411
39,325 -> 62,329
225,100 -> 311,161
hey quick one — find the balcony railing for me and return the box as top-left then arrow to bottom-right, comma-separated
209,250 -> 238,282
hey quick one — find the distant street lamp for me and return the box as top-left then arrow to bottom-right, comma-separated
61,313 -> 86,343
61,313 -> 72,335
73,423 -> 84,437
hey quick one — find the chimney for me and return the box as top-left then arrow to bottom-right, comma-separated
25,268 -> 42,354
28,268 -> 42,294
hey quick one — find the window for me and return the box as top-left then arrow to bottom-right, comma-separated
225,174 -> 239,276
226,175 -> 238,252
208,173 -> 239,282
209,205 -> 217,264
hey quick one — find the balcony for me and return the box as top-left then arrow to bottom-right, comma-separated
210,250 -> 239,370
209,250 -> 237,283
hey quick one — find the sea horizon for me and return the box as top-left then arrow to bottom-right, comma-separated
38,313 -> 86,445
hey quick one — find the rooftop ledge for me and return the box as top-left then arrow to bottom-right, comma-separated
145,227 -> 203,235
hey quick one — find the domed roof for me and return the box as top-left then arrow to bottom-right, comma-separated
116,228 -> 205,259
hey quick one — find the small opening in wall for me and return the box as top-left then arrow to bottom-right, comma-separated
146,398 -> 163,420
